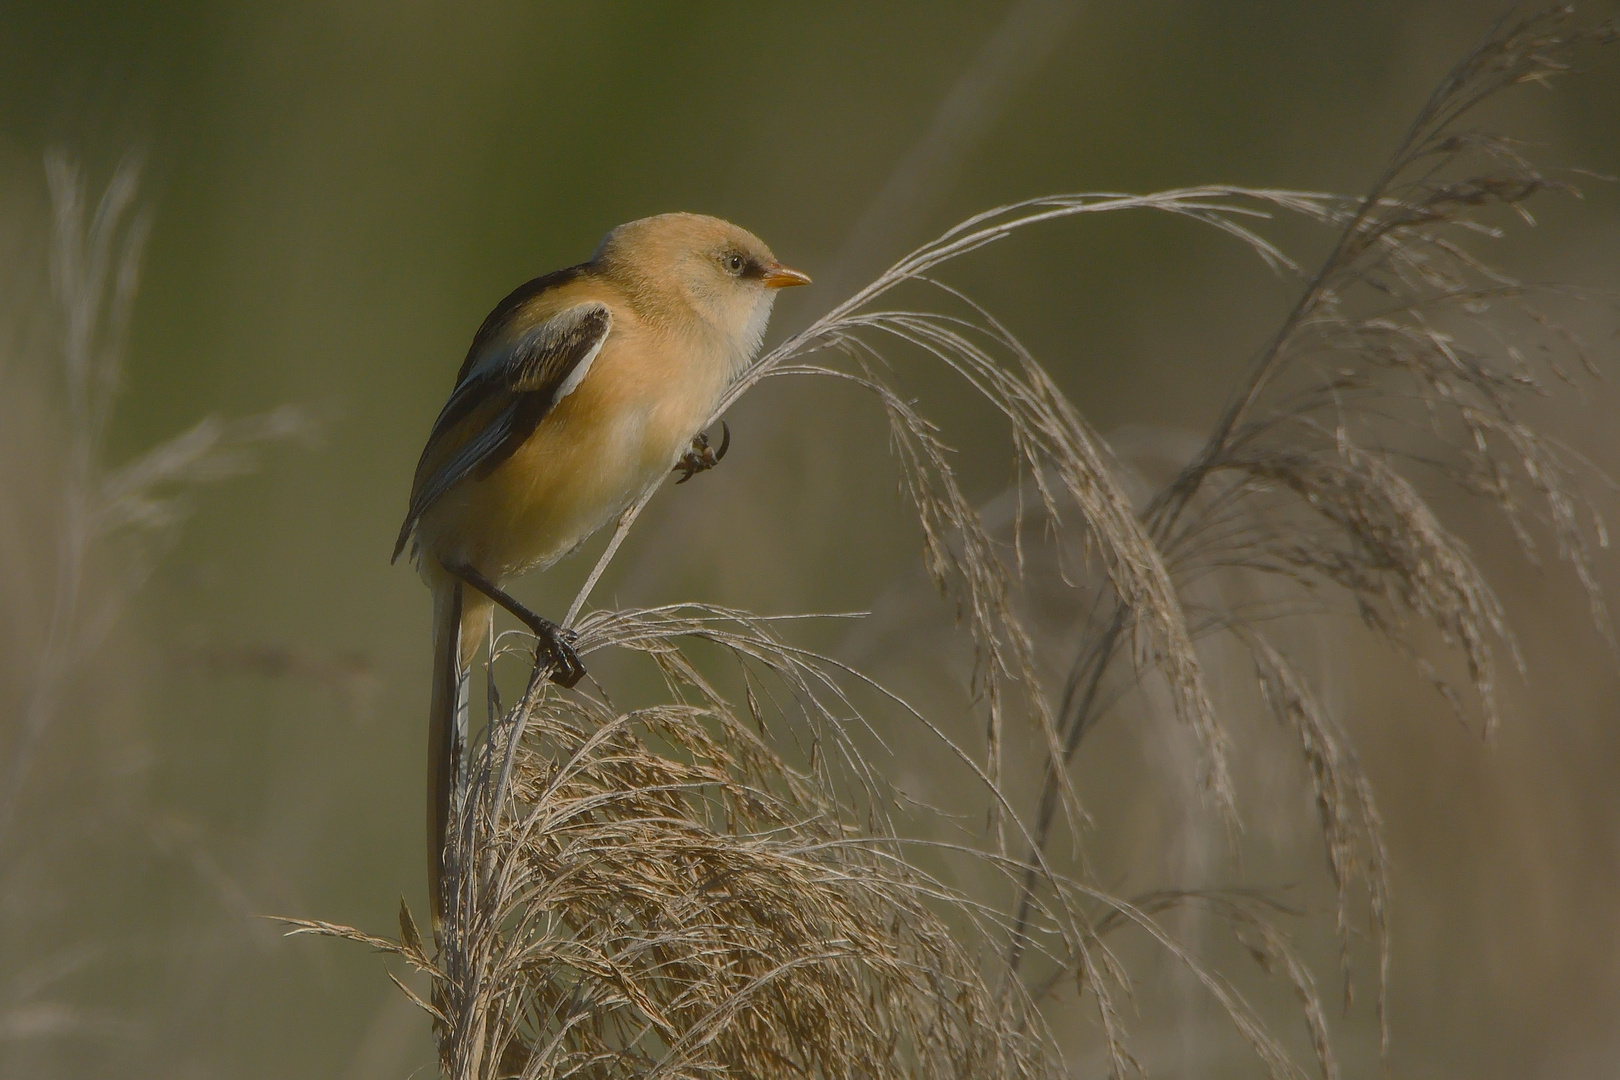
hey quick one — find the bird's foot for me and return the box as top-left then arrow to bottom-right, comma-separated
443,560 -> 587,689
535,624 -> 585,688
674,421 -> 730,484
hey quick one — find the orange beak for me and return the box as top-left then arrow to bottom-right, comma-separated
762,263 -> 812,289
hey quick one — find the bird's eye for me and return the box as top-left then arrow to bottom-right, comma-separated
724,253 -> 746,275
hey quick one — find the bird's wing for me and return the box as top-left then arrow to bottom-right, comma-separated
393,301 -> 612,563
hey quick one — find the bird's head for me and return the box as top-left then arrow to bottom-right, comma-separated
594,213 -> 810,367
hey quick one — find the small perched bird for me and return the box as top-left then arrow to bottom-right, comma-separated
393,213 -> 809,921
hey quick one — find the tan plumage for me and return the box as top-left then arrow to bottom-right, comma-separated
397,213 -> 808,923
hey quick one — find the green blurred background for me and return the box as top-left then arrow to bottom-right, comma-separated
3,2 -> 1619,1076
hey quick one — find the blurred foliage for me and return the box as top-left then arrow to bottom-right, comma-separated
1,2 -> 1618,1078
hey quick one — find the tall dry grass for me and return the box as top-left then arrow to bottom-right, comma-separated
0,154 -> 311,1059
290,9 -> 1619,1078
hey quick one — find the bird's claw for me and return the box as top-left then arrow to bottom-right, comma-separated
537,625 -> 585,688
674,421 -> 730,484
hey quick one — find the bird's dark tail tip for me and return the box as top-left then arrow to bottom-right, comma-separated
428,579 -> 468,930
391,521 -> 412,565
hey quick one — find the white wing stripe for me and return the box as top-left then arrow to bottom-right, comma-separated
551,330 -> 608,404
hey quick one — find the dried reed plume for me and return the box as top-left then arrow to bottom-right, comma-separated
289,9 -> 1619,1078
0,155 -> 311,1048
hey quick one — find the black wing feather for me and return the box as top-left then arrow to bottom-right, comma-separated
393,299 -> 612,563
454,264 -> 585,386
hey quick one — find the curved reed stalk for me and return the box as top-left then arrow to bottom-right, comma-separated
1000,11 -> 1620,1042
288,8 -> 1619,1078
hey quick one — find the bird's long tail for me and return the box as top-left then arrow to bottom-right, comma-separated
428,576 -> 487,931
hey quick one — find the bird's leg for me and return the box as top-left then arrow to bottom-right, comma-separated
443,561 -> 585,688
673,420 -> 730,484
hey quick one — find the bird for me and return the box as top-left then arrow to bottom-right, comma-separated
393,213 -> 810,923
